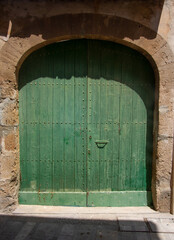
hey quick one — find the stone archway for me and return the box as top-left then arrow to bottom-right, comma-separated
0,13 -> 174,212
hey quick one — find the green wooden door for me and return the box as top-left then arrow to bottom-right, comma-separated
87,41 -> 154,206
19,39 -> 154,206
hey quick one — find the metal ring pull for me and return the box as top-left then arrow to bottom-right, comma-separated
95,140 -> 109,148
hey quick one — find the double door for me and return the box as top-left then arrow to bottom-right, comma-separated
19,39 -> 154,206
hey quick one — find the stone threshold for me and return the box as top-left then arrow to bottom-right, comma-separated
10,205 -> 173,219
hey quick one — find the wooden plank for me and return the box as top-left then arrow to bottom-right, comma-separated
111,51 -> 121,191
120,54 -> 133,191
142,59 -> 155,191
39,55 -> 53,192
87,191 -> 152,207
74,40 -> 87,192
28,58 -> 41,192
119,85 -> 132,190
100,45 -> 110,191
19,192 -> 86,206
121,54 -> 134,191
87,40 -> 101,193
64,41 -> 75,191
19,67 -> 28,190
130,56 -> 148,191
25,59 -> 40,192
133,57 -> 146,190
52,43 -> 65,192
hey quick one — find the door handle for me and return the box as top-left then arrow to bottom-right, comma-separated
95,140 -> 109,148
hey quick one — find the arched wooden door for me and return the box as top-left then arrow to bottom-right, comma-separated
19,39 -> 155,206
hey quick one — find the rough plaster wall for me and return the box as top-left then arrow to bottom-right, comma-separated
158,0 -> 174,53
0,0 -> 172,47
0,0 -> 174,213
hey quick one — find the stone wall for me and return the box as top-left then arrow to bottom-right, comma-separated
0,0 -> 174,213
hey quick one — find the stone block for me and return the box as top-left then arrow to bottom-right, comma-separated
1,101 -> 19,126
4,133 -> 16,151
0,153 -> 18,179
158,190 -> 171,213
0,87 -> 17,100
0,177 -> 19,212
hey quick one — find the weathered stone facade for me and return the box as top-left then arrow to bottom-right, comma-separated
0,0 -> 174,213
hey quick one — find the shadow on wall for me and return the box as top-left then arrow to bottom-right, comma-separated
0,0 -> 165,40
0,214 -> 169,240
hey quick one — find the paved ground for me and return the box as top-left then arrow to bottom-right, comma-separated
0,206 -> 174,239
